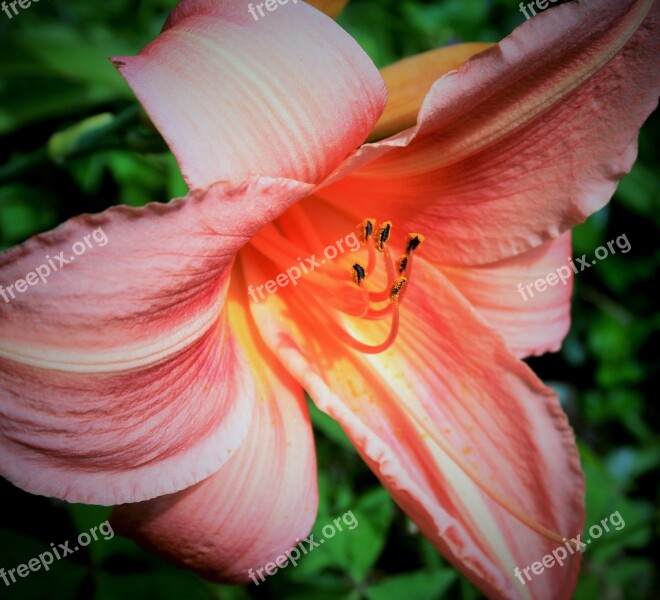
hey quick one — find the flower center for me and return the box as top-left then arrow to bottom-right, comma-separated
332,218 -> 424,354
246,207 -> 424,355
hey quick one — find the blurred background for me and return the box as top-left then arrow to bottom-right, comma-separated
0,0 -> 658,598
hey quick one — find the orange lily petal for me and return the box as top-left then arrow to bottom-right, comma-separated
370,43 -> 494,141
0,177 -> 312,504
114,0 -> 386,189
306,0 -> 349,19
111,288 -> 318,581
245,253 -> 584,600
443,232 -> 573,358
321,0 -> 659,266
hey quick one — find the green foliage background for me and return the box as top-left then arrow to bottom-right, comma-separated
0,0 -> 658,598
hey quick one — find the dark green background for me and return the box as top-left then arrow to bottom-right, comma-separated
0,0 -> 658,598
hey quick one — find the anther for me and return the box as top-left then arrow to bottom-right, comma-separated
390,277 -> 407,304
359,218 -> 376,243
405,233 -> 425,254
351,263 -> 366,285
358,219 -> 377,276
375,221 -> 392,253
399,233 -> 425,288
398,254 -> 408,274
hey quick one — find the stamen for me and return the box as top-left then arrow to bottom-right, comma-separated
365,236 -> 377,277
364,304 -> 394,320
369,244 -> 397,303
327,303 -> 401,354
320,219 -> 424,355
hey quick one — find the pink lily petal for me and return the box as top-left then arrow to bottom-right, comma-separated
443,233 -> 573,358
319,0 -> 659,266
113,0 -> 386,189
0,177 -> 311,366
0,177 -> 312,504
245,254 -> 584,600
111,292 -> 318,582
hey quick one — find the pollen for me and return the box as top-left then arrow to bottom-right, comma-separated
359,218 -> 376,243
351,263 -> 366,285
390,277 -> 407,304
398,254 -> 408,274
405,233 -> 425,254
374,221 -> 392,252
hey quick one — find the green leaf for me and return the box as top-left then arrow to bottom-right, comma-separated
0,528 -> 87,599
208,584 -> 254,600
0,24 -> 134,135
0,184 -> 58,247
615,162 -> 660,225
327,488 -> 395,582
95,570 -> 210,600
605,558 -> 654,591
65,504 -> 123,564
366,570 -> 458,600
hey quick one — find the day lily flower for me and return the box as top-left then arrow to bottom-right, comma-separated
0,0 -> 657,598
